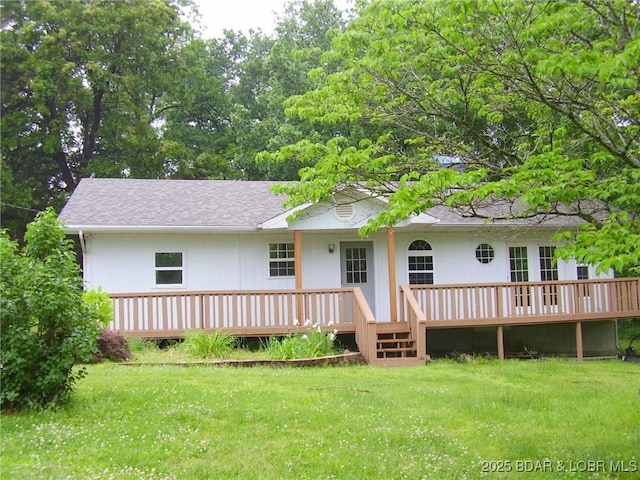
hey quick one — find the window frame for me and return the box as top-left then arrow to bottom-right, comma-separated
268,242 -> 295,278
475,243 -> 495,264
576,264 -> 589,280
538,246 -> 559,306
508,245 -> 530,307
407,239 -> 434,285
154,251 -> 185,287
538,245 -> 559,282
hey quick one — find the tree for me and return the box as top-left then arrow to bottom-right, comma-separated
0,209 -> 102,410
167,0 -> 348,181
1,0 -> 195,237
267,0 -> 640,275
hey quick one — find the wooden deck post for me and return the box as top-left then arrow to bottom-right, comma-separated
387,227 -> 398,322
294,230 -> 304,322
575,321 -> 584,361
497,325 -> 505,360
294,230 -> 303,290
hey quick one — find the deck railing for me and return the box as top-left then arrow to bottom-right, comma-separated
399,285 -> 427,360
109,288 -> 356,338
406,278 -> 640,327
351,287 -> 377,363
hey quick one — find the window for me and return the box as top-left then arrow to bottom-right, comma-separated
269,243 -> 295,277
345,247 -> 368,283
509,246 -> 529,307
475,243 -> 495,264
577,264 -> 590,297
539,246 -> 558,305
577,265 -> 589,280
408,240 -> 433,285
539,246 -> 558,281
155,252 -> 183,285
509,246 -> 529,282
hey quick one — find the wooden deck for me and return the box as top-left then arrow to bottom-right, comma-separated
402,278 -> 640,327
110,288 -> 359,338
109,278 -> 640,364
400,278 -> 640,361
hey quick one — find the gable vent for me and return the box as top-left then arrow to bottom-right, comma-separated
334,202 -> 355,221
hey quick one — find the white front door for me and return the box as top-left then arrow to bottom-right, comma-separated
341,242 -> 375,314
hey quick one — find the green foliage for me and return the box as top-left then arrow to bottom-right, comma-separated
82,287 -> 113,328
1,0 -> 350,239
264,323 -> 339,360
0,209 -> 102,410
0,0 -> 195,238
271,0 -> 640,275
618,319 -> 640,342
126,337 -> 160,354
182,331 -> 238,359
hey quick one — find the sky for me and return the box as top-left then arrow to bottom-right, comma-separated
191,0 -> 353,39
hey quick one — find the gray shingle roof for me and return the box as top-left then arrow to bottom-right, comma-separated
59,178 -> 289,230
59,178 -> 582,232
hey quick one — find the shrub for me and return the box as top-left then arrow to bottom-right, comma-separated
0,209 -> 102,411
95,330 -> 132,362
82,287 -> 113,328
264,321 -> 339,360
127,337 -> 159,353
183,331 -> 237,359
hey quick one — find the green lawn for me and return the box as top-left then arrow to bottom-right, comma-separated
1,360 -> 639,479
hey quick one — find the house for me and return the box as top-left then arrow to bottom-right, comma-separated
59,178 -> 640,364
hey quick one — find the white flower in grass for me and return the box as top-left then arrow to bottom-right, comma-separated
304,319 -> 312,327
302,334 -> 308,340
293,319 -> 300,326
328,332 -> 337,341
316,324 -> 322,333
327,320 -> 334,327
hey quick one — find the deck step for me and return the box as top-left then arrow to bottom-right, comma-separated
372,322 -> 420,360
377,346 -> 417,353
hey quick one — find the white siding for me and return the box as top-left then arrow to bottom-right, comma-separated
289,195 -> 384,231
85,233 -> 296,293
83,230 -> 612,310
393,231 -> 613,286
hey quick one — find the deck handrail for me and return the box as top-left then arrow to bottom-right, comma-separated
109,288 -> 357,338
405,277 -> 640,326
351,287 -> 377,363
399,285 -> 427,361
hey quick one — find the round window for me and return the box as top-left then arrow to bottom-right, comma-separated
475,243 -> 494,264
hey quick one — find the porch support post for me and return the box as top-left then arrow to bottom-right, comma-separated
575,321 -> 584,361
294,230 -> 303,290
497,325 -> 505,360
386,227 -> 398,322
294,230 -> 304,323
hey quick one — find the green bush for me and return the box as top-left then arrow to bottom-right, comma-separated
82,287 -> 113,328
264,323 -> 339,360
0,209 -> 102,410
182,331 -> 237,359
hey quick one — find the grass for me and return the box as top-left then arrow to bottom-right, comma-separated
1,359 -> 639,479
125,328 -> 341,363
181,331 -> 238,359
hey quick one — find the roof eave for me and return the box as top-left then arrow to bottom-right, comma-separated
63,224 -> 257,234
257,203 -> 312,230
